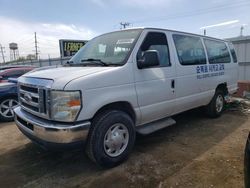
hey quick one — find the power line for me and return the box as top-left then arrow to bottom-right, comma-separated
39,42 -> 59,47
38,41 -> 59,47
13,35 -> 34,44
130,0 -> 250,25
39,46 -> 58,49
37,37 -> 59,43
20,47 -> 36,51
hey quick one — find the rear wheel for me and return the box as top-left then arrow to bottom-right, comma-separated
0,96 -> 18,122
86,110 -> 136,168
205,90 -> 225,118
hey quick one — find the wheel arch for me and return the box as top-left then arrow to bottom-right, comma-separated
0,94 -> 18,101
92,101 -> 136,124
216,82 -> 228,95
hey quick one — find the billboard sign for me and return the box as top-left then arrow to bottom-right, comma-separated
59,39 -> 88,58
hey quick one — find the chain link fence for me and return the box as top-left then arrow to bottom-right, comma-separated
1,57 -> 71,68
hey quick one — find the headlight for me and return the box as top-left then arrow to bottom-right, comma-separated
50,90 -> 81,122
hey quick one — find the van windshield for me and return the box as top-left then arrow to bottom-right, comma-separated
68,29 -> 142,66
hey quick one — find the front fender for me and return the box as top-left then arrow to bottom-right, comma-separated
77,83 -> 139,122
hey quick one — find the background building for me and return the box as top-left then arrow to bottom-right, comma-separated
228,35 -> 250,81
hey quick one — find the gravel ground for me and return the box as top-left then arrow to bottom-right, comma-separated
0,103 -> 249,188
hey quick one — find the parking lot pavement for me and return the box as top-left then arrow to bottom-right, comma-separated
0,108 -> 249,188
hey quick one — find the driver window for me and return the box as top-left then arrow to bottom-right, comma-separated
137,32 -> 170,67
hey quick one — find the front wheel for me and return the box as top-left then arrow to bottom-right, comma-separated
0,96 -> 18,122
86,110 -> 136,168
205,90 -> 225,118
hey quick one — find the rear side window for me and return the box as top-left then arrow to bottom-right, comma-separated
137,32 -> 170,67
228,43 -> 237,63
173,34 -> 206,65
204,39 -> 231,64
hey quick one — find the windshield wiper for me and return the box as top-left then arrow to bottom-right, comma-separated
81,58 -> 108,66
64,58 -> 120,67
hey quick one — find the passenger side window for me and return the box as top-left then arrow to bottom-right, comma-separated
204,39 -> 231,64
173,34 -> 206,65
137,32 -> 170,67
228,43 -> 237,63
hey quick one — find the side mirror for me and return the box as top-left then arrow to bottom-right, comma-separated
137,50 -> 160,69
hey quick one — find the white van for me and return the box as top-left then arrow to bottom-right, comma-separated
14,28 -> 238,167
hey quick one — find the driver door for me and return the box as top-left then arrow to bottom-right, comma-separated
133,31 -> 176,125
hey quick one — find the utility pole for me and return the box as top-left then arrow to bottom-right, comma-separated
34,32 -> 38,60
120,22 -> 131,29
240,26 -> 244,36
0,44 -> 5,63
203,29 -> 206,36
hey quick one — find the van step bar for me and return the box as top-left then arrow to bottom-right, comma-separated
136,117 -> 176,135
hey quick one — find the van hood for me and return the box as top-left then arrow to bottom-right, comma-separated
23,66 -> 116,89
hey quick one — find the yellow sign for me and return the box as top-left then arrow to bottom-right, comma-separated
59,40 -> 88,57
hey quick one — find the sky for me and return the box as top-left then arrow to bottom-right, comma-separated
0,0 -> 250,62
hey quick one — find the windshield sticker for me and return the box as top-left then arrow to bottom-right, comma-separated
116,39 -> 134,44
196,64 -> 225,79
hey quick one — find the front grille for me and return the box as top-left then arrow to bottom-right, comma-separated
19,84 -> 49,118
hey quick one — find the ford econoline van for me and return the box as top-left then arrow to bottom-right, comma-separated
14,28 -> 238,167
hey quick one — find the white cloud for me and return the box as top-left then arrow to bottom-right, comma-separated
91,0 -> 174,8
0,17 -> 97,62
200,20 -> 239,29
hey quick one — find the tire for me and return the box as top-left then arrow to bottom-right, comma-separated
86,110 -> 136,168
244,134 -> 250,188
0,96 -> 18,122
205,89 -> 225,118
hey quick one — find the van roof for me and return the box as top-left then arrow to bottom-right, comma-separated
120,27 -> 229,43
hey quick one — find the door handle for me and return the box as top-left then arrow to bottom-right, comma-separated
171,79 -> 175,89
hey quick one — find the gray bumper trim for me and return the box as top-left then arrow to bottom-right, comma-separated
14,106 -> 90,144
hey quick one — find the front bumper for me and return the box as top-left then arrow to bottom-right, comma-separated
14,106 -> 90,147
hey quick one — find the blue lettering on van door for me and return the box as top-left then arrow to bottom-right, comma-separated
196,64 -> 224,79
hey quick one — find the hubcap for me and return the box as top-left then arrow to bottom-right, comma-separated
0,99 -> 18,118
216,95 -> 224,113
103,123 -> 129,157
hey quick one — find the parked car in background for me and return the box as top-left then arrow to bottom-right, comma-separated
245,133 -> 250,188
0,81 -> 18,121
0,66 -> 34,121
0,65 -> 34,71
0,67 -> 34,83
